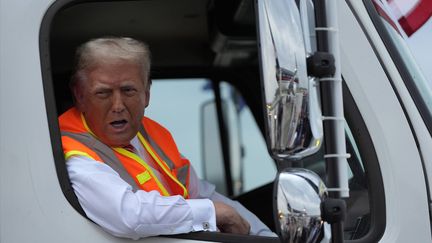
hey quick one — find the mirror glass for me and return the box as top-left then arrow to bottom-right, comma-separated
257,0 -> 323,160
275,168 -> 327,242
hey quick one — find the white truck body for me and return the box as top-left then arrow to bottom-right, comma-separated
1,0 -> 431,242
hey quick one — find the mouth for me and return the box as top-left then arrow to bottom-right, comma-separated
110,119 -> 128,129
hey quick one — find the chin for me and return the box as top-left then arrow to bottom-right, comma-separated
102,137 -> 130,147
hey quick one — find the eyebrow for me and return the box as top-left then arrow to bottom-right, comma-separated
91,84 -> 111,91
90,80 -> 139,90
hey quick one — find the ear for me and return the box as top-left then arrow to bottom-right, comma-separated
144,88 -> 150,108
72,83 -> 85,112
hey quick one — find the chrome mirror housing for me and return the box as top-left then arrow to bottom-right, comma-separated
257,0 -> 323,160
275,168 -> 327,243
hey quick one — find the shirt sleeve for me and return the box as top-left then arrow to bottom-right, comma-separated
66,155 -> 217,240
188,166 -> 277,237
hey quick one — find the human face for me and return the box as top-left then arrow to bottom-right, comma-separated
74,61 -> 149,147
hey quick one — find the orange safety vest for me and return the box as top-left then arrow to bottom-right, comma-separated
59,107 -> 190,198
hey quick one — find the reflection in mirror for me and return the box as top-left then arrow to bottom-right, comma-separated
275,168 -> 327,243
257,0 -> 322,160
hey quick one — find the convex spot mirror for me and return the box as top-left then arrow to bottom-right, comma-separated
275,168 -> 327,243
257,0 -> 323,160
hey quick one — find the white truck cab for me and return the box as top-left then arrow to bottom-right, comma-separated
1,0 -> 431,242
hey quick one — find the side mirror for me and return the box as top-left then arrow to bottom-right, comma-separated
257,0 -> 323,160
275,168 -> 327,243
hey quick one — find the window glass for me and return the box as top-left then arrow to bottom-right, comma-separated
146,79 -> 277,196
372,0 -> 432,83
301,123 -> 369,240
371,0 -> 432,132
146,79 -> 214,177
381,17 -> 432,112
220,82 -> 276,193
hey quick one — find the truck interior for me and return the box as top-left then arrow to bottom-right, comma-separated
40,0 -> 385,242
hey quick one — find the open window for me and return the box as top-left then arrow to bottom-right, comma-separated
41,0 -> 278,242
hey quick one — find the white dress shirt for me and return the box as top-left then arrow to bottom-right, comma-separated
66,136 -> 276,239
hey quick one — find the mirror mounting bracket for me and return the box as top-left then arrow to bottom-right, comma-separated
321,198 -> 346,224
307,52 -> 336,78
321,198 -> 347,242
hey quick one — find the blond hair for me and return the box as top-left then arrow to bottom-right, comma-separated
71,37 -> 151,88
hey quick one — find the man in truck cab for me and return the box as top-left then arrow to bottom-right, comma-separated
58,36 -> 274,239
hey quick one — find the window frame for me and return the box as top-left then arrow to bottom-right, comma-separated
341,81 -> 386,242
39,0 -> 88,217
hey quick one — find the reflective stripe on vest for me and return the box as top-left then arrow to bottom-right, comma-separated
62,131 -> 173,196
136,132 -> 188,198
112,145 -> 171,196
62,131 -> 142,192
139,126 -> 175,170
176,163 -> 190,187
62,135 -> 102,161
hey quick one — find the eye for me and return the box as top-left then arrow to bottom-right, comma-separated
122,86 -> 137,96
95,89 -> 110,99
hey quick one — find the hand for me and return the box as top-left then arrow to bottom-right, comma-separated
213,201 -> 251,235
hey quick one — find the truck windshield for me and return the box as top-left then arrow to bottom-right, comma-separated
370,0 -> 432,133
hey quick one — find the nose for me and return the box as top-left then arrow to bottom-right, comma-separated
111,91 -> 125,113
